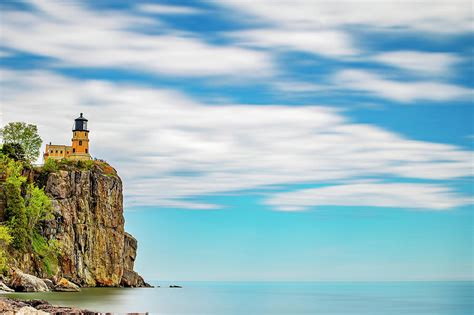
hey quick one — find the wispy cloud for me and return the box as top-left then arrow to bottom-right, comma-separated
1,70 -> 472,210
272,81 -> 327,93
0,0 -> 272,77
334,69 -> 472,102
374,51 -> 462,76
137,3 -> 204,15
2,0 -> 470,105
215,0 -> 472,33
218,0 -> 471,102
266,182 -> 472,211
229,29 -> 357,57
1,1 -> 472,211
217,1 -> 471,61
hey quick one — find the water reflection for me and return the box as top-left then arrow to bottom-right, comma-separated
3,287 -> 147,313
1,282 -> 473,315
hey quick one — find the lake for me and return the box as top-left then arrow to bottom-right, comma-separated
2,281 -> 473,314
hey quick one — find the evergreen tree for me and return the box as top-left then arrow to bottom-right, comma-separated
4,160 -> 28,250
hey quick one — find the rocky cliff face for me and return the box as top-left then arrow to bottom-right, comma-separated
9,163 -> 147,287
121,232 -> 146,287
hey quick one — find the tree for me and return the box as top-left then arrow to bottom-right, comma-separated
4,159 -> 28,250
1,143 -> 26,161
25,184 -> 54,233
1,122 -> 42,163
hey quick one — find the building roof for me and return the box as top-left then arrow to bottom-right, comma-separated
46,144 -> 72,148
75,113 -> 88,121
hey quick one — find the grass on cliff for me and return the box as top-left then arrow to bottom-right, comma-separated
42,158 -> 117,177
31,232 -> 60,276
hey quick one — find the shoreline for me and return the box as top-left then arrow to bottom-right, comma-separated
0,297 -> 93,314
2,282 -> 471,314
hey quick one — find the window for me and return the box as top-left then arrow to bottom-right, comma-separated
55,150 -> 58,154
60,151 -> 63,154
73,148 -> 75,153
50,150 -> 53,153
85,149 -> 88,153
79,140 -> 82,146
84,132 -> 87,137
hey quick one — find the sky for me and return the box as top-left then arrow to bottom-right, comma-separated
0,0 -> 473,281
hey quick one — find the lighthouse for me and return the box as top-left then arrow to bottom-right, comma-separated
71,113 -> 91,160
43,113 -> 92,161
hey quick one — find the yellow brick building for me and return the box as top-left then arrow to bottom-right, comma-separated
43,113 -> 91,162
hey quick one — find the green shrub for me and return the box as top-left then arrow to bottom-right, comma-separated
31,232 -> 60,276
76,159 -> 94,170
58,158 -> 75,167
0,225 -> 13,274
82,159 -> 94,170
25,184 -> 54,233
1,156 -> 56,257
43,158 -> 59,173
1,130 -> 60,267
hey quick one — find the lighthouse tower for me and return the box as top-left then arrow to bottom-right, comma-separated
43,113 -> 92,162
70,113 -> 91,160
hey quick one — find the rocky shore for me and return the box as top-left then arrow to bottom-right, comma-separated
0,268 -> 154,314
2,269 -> 81,293
0,297 -> 92,314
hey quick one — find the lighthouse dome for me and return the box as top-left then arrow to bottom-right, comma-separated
73,113 -> 88,131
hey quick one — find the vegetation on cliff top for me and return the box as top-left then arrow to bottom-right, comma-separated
0,122 -> 59,276
42,158 -> 117,177
0,122 -> 42,163
0,154 -> 58,275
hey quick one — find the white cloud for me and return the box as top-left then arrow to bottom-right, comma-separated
230,29 -> 357,57
0,0 -> 272,77
137,4 -> 204,15
220,1 -> 470,60
266,182 -> 472,211
374,51 -> 462,75
1,69 -> 472,210
215,0 -> 472,33
334,69 -> 472,102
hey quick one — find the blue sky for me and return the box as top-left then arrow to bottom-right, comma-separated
0,0 -> 472,281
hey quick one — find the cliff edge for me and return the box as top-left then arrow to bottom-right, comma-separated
2,161 -> 148,287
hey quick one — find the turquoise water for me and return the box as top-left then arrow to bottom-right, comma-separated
2,281 -> 473,314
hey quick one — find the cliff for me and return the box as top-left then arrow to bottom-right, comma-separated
3,161 -> 147,287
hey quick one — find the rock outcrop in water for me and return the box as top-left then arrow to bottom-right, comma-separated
3,161 -> 148,288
